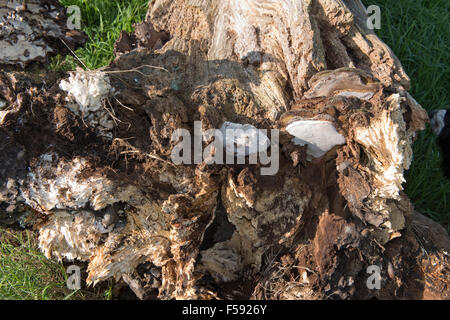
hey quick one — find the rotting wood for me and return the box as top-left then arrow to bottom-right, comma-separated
0,0 -> 448,299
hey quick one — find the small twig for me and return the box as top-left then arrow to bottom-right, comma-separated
116,137 -> 135,141
292,265 -> 317,274
114,138 -> 176,166
104,98 -> 123,126
80,110 -> 89,128
113,96 -> 134,112
146,152 -> 177,166
103,64 -> 171,76
373,238 -> 386,252
60,38 -> 89,70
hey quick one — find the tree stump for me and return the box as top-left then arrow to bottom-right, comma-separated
0,0 -> 448,299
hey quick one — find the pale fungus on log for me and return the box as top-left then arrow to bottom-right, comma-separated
285,120 -> 346,159
0,0 -> 448,300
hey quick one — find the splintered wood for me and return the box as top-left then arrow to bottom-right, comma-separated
0,0 -> 447,300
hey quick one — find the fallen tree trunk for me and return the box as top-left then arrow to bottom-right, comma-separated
0,0 -> 449,299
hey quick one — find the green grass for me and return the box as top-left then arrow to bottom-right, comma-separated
362,0 -> 450,227
51,0 -> 150,70
0,227 -> 111,300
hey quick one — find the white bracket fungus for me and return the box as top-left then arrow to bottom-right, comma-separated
285,120 -> 346,160
217,121 -> 270,157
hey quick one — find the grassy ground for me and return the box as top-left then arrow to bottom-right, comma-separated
0,227 -> 112,300
51,0 -> 149,70
1,0 -> 448,300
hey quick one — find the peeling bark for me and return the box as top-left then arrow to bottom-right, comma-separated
0,0 -> 448,300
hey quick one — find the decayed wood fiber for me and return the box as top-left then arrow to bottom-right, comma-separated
0,0 -> 448,299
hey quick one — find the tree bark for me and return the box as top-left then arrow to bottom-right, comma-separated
0,0 -> 448,299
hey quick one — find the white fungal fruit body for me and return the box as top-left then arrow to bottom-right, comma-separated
218,121 -> 270,157
59,71 -> 112,113
59,71 -> 115,138
285,120 -> 346,160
